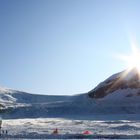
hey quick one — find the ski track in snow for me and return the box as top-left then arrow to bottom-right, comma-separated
1,118 -> 140,139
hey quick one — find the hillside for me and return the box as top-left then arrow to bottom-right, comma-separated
1,68 -> 140,119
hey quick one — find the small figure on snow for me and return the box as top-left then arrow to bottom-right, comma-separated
0,117 -> 2,130
52,128 -> 58,134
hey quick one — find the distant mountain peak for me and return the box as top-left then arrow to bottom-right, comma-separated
88,68 -> 140,99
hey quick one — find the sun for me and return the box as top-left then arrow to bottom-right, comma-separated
123,50 -> 140,71
117,40 -> 140,73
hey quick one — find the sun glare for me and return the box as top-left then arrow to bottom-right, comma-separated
117,40 -> 140,73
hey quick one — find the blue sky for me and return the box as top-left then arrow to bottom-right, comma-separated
1,0 -> 140,95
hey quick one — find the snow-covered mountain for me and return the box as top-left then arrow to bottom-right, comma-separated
88,68 -> 140,99
88,68 -> 140,100
0,87 -> 73,118
88,68 -> 140,114
0,87 -> 70,106
1,68 -> 140,119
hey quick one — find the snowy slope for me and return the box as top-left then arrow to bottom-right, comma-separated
88,68 -> 140,114
0,87 -> 95,118
1,68 -> 140,119
88,68 -> 140,99
0,87 -> 74,118
0,87 -> 70,105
